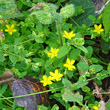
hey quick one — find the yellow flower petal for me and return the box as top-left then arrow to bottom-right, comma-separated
55,69 -> 58,74
5,24 -> 17,35
99,24 -> 102,28
47,48 -> 59,59
9,31 -> 13,35
50,72 -> 54,76
94,24 -> 104,34
40,75 -> 53,86
43,75 -> 47,80
71,60 -> 75,64
63,64 -> 68,68
64,30 -> 68,35
63,30 -> 75,40
6,25 -> 10,29
64,58 -> 76,70
67,58 -> 71,64
100,29 -> 104,32
98,104 -> 101,107
5,29 -> 9,32
12,29 -> 17,32
50,69 -> 63,81
70,31 -> 73,34
11,24 -> 14,28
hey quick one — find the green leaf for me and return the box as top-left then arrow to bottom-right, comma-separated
96,70 -> 109,80
75,45 -> 88,53
49,82 -> 63,93
38,105 -> 48,110
96,80 -> 102,85
45,36 -> 59,48
107,101 -> 110,110
35,37 -> 44,43
69,106 -> 80,110
101,38 -> 110,54
89,64 -> 103,74
51,104 -> 59,110
67,70 -> 74,79
16,1 -> 23,10
0,84 -> 8,95
81,105 -> 89,110
9,55 -> 17,64
14,46 -> 19,54
14,38 -> 22,45
45,59 -> 53,68
89,57 -> 99,63
73,6 -> 85,16
59,0 -> 65,2
0,52 -> 5,62
54,93 -> 62,98
62,78 -> 72,87
62,88 -> 83,104
102,2 -> 110,40
0,0 -> 23,19
81,86 -> 90,93
77,62 -> 88,73
50,95 -> 70,109
85,46 -> 93,58
36,23 -> 42,32
107,63 -> 110,72
57,45 -> 71,59
69,0 -> 95,26
19,71 -> 27,78
72,80 -> 88,90
32,31 -> 45,43
69,47 -> 81,60
85,40 -> 95,45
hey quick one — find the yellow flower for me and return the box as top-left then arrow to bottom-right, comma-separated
19,45 -> 24,49
63,30 -> 75,40
80,9 -> 84,12
50,69 -> 63,81
91,68 -> 95,73
94,24 -> 104,34
92,104 -> 101,110
40,75 -> 53,86
3,53 -> 7,56
12,68 -> 18,73
40,33 -> 44,37
64,58 -> 76,70
47,47 -> 59,59
28,59 -> 32,63
5,24 -> 17,35
98,15 -> 101,19
17,56 -> 22,61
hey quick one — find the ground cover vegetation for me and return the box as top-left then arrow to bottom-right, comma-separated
0,0 -> 110,110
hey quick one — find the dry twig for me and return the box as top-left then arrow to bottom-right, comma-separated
95,0 -> 110,14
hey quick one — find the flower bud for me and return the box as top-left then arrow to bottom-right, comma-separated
53,13 -> 63,23
72,38 -> 84,46
31,11 -> 54,24
60,4 -> 75,19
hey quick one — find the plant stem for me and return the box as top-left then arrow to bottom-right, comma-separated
56,22 -> 63,46
0,89 -> 52,100
1,95 -> 14,105
1,73 -> 110,101
0,49 -> 18,57
93,54 -> 108,65
70,18 -> 80,26
14,38 -> 34,46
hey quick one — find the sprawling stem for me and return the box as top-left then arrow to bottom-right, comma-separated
56,22 -> 63,46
